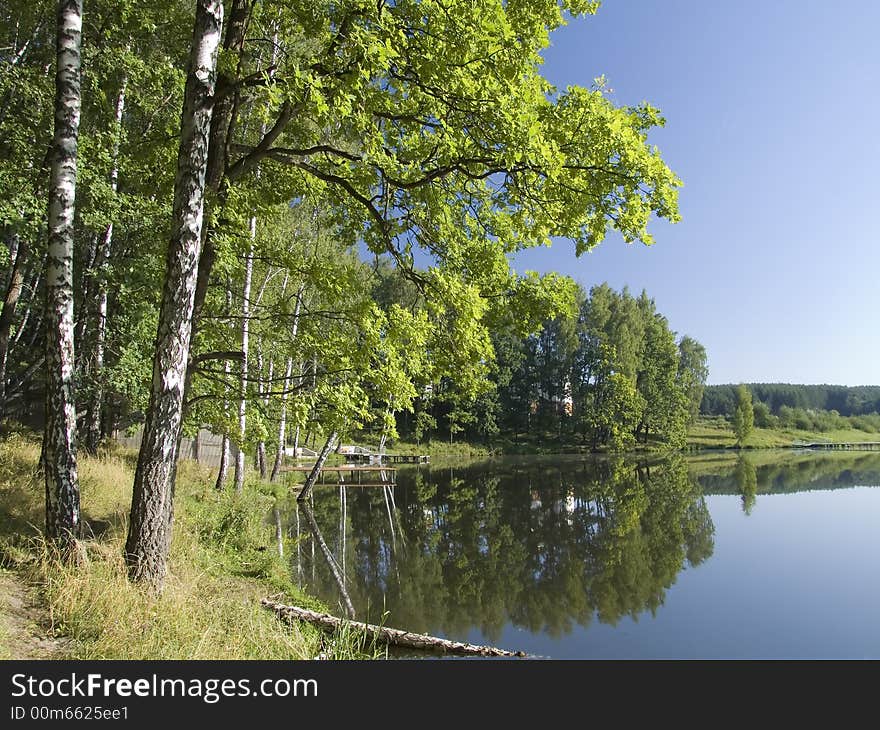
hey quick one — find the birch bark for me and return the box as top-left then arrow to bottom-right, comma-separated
44,0 -> 84,550
124,0 -> 224,589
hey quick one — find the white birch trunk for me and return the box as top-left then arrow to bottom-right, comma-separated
270,283 -> 304,481
233,223 -> 254,494
44,0 -> 83,550
125,0 -> 224,590
84,72 -> 126,452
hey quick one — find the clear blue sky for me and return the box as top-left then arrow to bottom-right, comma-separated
511,0 -> 880,386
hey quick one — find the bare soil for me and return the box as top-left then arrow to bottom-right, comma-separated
0,570 -> 70,660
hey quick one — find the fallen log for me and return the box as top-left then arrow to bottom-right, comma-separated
261,598 -> 527,658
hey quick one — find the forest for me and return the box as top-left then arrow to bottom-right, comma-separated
405,281 -> 709,452
2,0 -> 682,590
701,384 -> 880,433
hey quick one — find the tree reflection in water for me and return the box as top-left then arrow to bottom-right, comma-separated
282,456 -> 715,643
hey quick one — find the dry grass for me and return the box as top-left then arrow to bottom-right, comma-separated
0,435 -> 377,660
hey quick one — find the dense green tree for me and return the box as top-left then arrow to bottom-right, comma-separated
752,399 -> 774,428
732,384 -> 754,447
635,311 -> 688,448
676,335 -> 708,422
702,384 -> 880,419
3,1 -> 686,583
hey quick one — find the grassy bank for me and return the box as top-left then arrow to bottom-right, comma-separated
687,416 -> 880,450
0,435 -> 381,660
352,436 -> 493,459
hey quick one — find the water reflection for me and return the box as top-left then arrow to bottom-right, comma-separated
692,450 -> 880,505
281,455 -> 714,642
735,455 -> 758,515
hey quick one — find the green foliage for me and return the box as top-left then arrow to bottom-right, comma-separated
677,336 -> 708,421
702,383 -> 880,419
568,285 -> 692,451
178,0 -> 680,458
752,400 -> 775,428
732,385 -> 754,446
403,281 -> 705,453
4,0 -> 684,473
734,454 -> 757,514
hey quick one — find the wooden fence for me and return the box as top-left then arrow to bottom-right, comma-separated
114,428 -> 234,468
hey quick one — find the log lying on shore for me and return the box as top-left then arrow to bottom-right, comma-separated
261,598 -> 527,658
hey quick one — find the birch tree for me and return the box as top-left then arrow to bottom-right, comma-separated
81,72 -> 126,453
124,0 -> 224,589
232,230 -> 252,494
126,0 -> 681,588
43,0 -> 83,549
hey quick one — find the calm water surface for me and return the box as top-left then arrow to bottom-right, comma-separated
281,451 -> 880,658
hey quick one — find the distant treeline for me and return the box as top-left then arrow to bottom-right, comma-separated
701,384 -> 880,418
390,282 -> 708,451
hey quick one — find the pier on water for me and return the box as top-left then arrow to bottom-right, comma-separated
343,452 -> 430,464
281,465 -> 398,486
338,444 -> 429,465
792,440 -> 880,451
280,444 -> 428,488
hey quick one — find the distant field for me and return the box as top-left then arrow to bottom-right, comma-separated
687,417 -> 880,450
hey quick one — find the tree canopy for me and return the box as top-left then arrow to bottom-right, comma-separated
2,0 -> 685,587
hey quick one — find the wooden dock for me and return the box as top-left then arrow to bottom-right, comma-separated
281,465 -> 397,485
792,441 -> 880,451
344,453 -> 429,464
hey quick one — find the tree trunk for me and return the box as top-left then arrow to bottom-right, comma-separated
73,233 -> 97,361
44,0 -> 83,551
273,506 -> 284,558
261,600 -> 526,657
299,501 -> 355,618
256,436 -> 267,476
258,351 -> 272,478
0,235 -> 29,415
270,357 -> 293,482
254,337 -> 269,478
124,0 -> 224,590
214,431 -> 230,490
297,431 -> 338,502
83,73 -> 126,453
270,283 -> 303,482
214,284 -> 232,490
187,0 -> 251,399
10,269 -> 39,349
233,230 -> 253,494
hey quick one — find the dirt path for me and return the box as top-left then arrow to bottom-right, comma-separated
0,570 -> 70,660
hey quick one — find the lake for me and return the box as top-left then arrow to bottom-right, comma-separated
279,450 -> 880,658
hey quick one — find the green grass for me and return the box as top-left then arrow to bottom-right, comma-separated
687,417 -> 880,450
0,434 -> 382,660
354,436 -> 492,458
